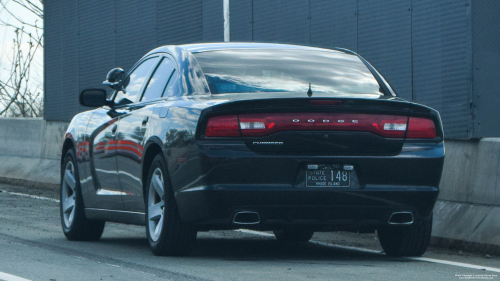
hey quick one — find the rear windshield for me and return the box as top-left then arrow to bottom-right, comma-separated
193,49 -> 385,96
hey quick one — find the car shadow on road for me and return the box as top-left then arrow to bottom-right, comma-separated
98,237 -> 150,249
191,237 -> 404,263
95,231 -> 408,263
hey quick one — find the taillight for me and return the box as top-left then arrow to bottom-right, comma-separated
205,115 -> 240,137
204,113 -> 437,139
238,113 -> 408,138
406,117 -> 436,139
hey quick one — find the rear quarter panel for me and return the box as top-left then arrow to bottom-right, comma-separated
148,98 -> 226,196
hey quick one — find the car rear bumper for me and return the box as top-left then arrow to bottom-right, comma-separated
171,141 -> 444,231
176,185 -> 438,231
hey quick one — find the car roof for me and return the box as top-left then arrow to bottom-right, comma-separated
152,42 -> 349,55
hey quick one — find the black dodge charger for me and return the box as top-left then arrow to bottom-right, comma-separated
60,43 -> 444,257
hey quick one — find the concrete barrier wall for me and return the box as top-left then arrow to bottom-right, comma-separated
0,118 -> 68,188
0,117 -> 68,159
439,139 -> 500,206
432,139 -> 500,251
0,118 -> 499,251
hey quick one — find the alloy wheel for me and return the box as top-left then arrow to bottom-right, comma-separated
62,160 -> 76,228
148,167 -> 165,242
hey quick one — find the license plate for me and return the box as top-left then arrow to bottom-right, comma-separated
306,165 -> 350,187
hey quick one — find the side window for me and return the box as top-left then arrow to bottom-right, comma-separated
162,69 -> 180,97
141,57 -> 175,102
114,57 -> 159,105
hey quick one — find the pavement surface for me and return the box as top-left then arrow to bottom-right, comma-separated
0,183 -> 499,281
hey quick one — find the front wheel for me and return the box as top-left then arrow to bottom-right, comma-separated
273,228 -> 314,242
60,149 -> 105,241
145,154 -> 197,256
378,214 -> 433,257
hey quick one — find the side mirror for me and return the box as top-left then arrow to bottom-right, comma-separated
102,68 -> 125,89
79,89 -> 108,107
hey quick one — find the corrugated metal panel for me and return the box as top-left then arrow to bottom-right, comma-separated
202,0 -> 224,42
45,0 -> 79,121
253,0 -> 310,44
61,1 -> 80,121
42,0 -> 490,139
115,2 -> 157,72
230,0 -> 253,41
157,0 -> 203,45
252,1 -> 282,42
43,0 -> 63,120
412,1 -> 471,139
357,0 -> 412,101
471,0 -> 500,138
310,0 -> 357,51
77,1 -> 116,105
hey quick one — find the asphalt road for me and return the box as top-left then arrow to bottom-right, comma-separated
0,183 -> 499,281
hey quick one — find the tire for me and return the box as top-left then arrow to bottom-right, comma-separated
378,214 -> 433,257
60,149 -> 105,241
273,228 -> 314,242
145,154 -> 197,256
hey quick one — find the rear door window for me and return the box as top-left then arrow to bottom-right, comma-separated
162,69 -> 180,98
141,57 -> 176,102
114,57 -> 159,105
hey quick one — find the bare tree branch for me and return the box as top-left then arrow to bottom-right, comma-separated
0,0 -> 44,118
0,21 -> 43,48
0,2 -> 42,30
12,0 -> 43,19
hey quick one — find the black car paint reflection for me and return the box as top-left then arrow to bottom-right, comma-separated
62,44 -> 444,255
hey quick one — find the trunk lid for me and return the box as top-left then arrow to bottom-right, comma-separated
199,95 -> 413,156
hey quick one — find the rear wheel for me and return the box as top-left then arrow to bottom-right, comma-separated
378,214 -> 433,257
145,154 -> 197,256
60,149 -> 105,241
273,228 -> 314,242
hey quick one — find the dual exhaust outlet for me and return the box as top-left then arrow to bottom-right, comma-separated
388,212 -> 414,225
232,211 -> 414,225
233,211 -> 261,225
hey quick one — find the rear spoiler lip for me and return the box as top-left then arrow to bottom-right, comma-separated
196,98 -> 443,141
197,98 -> 412,138
203,97 -> 412,113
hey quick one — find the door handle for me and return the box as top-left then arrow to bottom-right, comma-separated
111,124 -> 117,134
142,116 -> 149,126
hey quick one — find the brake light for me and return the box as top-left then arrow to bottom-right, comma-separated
406,117 -> 436,139
238,113 -> 408,138
205,115 -> 240,137
204,114 -> 438,138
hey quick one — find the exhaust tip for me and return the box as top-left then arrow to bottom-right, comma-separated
233,211 -> 260,225
388,212 -> 414,225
